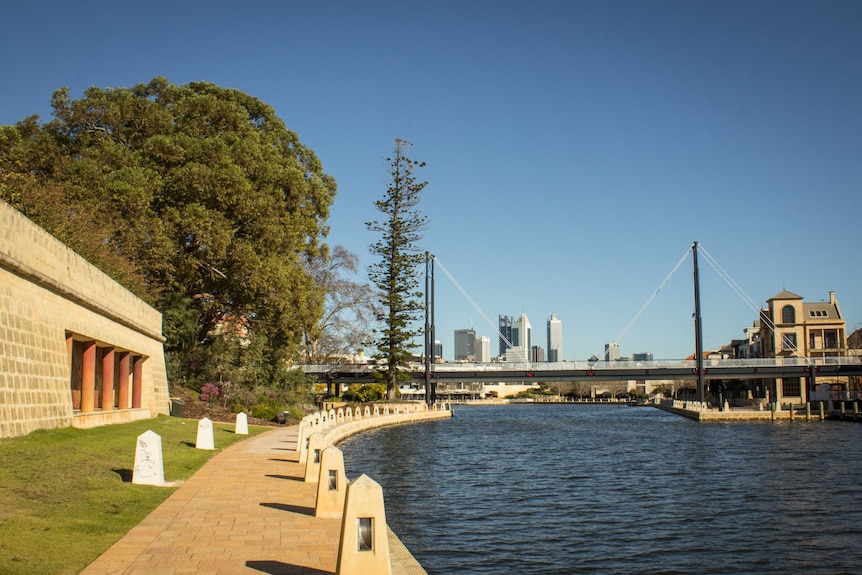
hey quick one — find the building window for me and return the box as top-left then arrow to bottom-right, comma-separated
781,305 -> 796,324
781,333 -> 797,351
783,377 -> 801,396
782,377 -> 801,397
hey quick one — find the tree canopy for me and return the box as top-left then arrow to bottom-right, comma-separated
0,77 -> 337,390
366,139 -> 428,400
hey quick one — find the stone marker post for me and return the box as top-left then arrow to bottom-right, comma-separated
133,430 -> 164,485
196,417 -> 215,450
235,412 -> 249,435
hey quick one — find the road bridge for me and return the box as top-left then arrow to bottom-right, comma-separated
303,357 -> 862,385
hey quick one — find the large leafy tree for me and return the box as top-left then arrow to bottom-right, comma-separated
0,77 -> 336,390
365,139 -> 428,400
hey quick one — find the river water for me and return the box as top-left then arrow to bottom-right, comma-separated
339,404 -> 862,574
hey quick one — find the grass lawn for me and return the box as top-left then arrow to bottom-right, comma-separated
0,415 -> 270,575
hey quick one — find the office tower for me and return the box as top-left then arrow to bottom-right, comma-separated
547,313 -> 562,362
454,329 -> 476,361
513,312 -> 532,350
498,315 -> 514,357
632,352 -> 653,362
433,340 -> 443,359
474,336 -> 491,363
532,346 -> 545,362
605,342 -> 620,361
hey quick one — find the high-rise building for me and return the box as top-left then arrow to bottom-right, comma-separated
474,336 -> 491,363
454,329 -> 476,361
512,312 -> 532,350
433,340 -> 443,359
498,315 -> 514,357
532,346 -> 545,362
605,342 -> 620,361
632,352 -> 653,362
547,313 -> 562,362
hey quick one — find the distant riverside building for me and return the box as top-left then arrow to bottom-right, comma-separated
505,346 -> 529,363
547,313 -> 562,362
433,340 -> 443,359
498,315 -> 514,356
605,342 -> 620,361
532,346 -> 545,362
454,329 -> 476,361
759,289 -> 847,405
474,336 -> 491,363
632,352 -> 653,362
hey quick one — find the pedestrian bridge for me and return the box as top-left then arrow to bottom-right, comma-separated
301,356 -> 862,384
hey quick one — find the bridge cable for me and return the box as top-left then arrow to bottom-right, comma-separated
613,246 -> 693,344
697,244 -> 808,362
433,257 -> 515,350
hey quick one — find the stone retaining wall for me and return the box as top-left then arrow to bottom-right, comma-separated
0,200 -> 169,438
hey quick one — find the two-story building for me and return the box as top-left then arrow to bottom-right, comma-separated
759,290 -> 847,406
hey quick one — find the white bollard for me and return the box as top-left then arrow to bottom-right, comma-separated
315,446 -> 348,518
235,412 -> 249,435
196,417 -> 215,450
335,474 -> 392,575
132,430 -> 165,485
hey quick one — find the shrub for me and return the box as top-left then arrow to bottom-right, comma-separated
251,403 -> 281,421
199,382 -> 221,403
342,383 -> 387,403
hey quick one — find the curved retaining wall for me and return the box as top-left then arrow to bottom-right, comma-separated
323,407 -> 453,447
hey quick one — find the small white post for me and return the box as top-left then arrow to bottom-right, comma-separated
132,430 -> 165,485
235,412 -> 249,435
196,417 -> 215,450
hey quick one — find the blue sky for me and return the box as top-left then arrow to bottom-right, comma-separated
2,0 -> 860,360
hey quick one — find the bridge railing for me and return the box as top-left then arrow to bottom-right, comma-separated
299,356 -> 862,374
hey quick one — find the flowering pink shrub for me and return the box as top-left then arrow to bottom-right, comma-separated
200,382 -> 221,403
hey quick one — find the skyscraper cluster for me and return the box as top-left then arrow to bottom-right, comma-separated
455,312 -> 563,363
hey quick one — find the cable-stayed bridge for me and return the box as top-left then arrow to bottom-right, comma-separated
301,242 -> 861,402
303,357 -> 862,385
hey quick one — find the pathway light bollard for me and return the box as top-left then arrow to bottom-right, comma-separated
304,432 -> 326,483
840,401 -> 846,420
806,402 -> 811,422
336,474 -> 392,575
295,421 -> 311,455
854,402 -> 859,422
790,403 -> 795,422
315,446 -> 348,518
819,401 -> 825,421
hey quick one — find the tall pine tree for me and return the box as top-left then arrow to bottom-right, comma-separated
366,139 -> 428,400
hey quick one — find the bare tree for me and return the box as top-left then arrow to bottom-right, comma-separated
302,245 -> 380,363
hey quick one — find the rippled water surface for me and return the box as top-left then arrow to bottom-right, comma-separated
340,404 -> 862,574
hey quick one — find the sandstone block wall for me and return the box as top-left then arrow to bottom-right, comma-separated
0,200 -> 170,438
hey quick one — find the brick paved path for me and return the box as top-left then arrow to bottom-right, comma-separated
80,425 -> 426,575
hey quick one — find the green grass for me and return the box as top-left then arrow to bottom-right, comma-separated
0,415 -> 269,575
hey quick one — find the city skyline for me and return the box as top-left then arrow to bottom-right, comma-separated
1,1 -> 860,359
